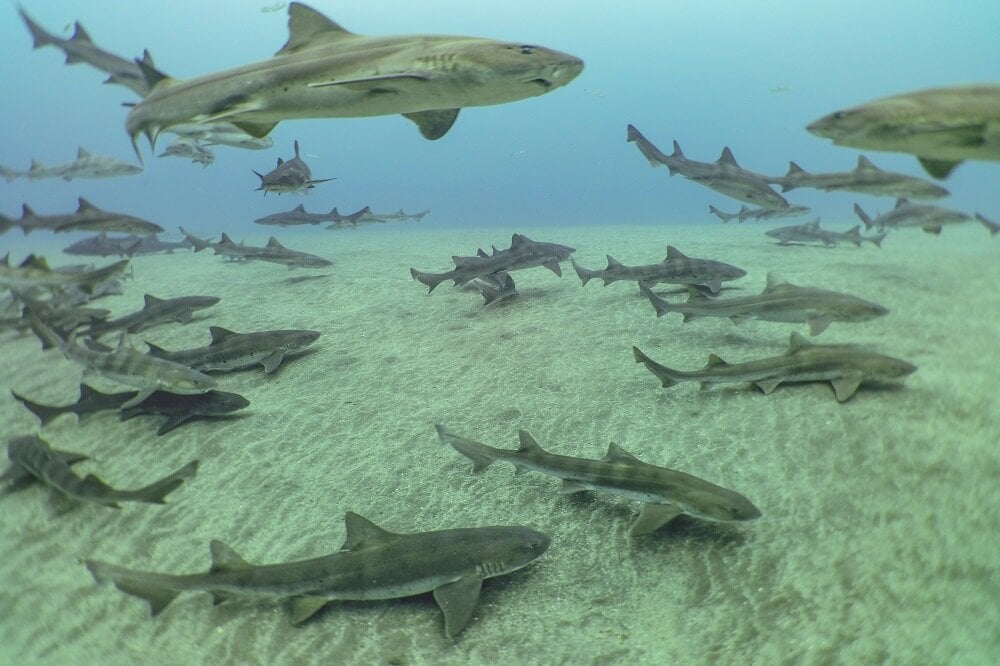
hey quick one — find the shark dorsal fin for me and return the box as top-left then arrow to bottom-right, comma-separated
855,155 -> 878,172
293,204 -> 306,212
18,254 -> 45,270
115,331 -> 135,353
77,147 -> 91,159
671,140 -> 684,157
517,430 -> 543,453
209,326 -> 237,344
603,442 -> 640,463
510,233 -> 531,247
605,255 -> 623,269
716,147 -> 739,167
787,331 -> 811,353
705,353 -> 729,368
277,3 -> 353,55
477,249 -> 489,258
763,272 -> 791,293
219,233 -> 235,244
341,512 -> 395,551
266,237 -> 284,248
293,140 -> 300,158
77,197 -> 100,213
664,245 -> 688,262
209,540 -> 252,574
137,57 -> 173,92
786,161 -> 806,175
71,22 -> 93,43
30,159 -> 44,171
895,198 -> 909,208
21,204 -> 36,219
807,218 -> 821,229
142,294 -> 163,307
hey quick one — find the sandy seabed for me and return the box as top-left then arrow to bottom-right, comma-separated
1,221 -> 997,665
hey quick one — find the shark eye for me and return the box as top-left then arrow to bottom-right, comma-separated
520,45 -> 536,54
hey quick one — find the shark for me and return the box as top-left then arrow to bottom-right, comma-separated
470,271 -> 518,307
765,219 -> 884,248
975,213 -> 1000,235
806,84 -> 1000,178
85,511 -> 550,638
167,123 -> 275,150
853,199 -> 995,235
253,140 -> 334,195
626,124 -> 789,209
28,317 -> 217,409
220,235 -> 332,268
357,208 -> 431,223
3,198 -> 163,236
18,6 -> 157,97
125,2 -> 584,154
766,156 -> 950,200
709,204 -> 811,224
84,294 -> 220,338
0,254 -> 130,295
64,234 -> 193,258
144,326 -> 321,374
2,435 -> 197,508
410,234 -> 575,292
12,385 -> 250,435
571,246 -> 746,294
324,206 -> 372,228
437,426 -> 760,537
639,273 -> 889,336
158,136 -> 216,167
633,332 -> 917,402
255,204 -> 334,227
0,147 -> 142,183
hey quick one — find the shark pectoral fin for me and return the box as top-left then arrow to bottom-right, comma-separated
558,479 -> 589,494
921,225 -> 943,235
831,376 -> 863,402
807,317 -> 832,336
754,379 -> 782,394
121,389 -> 155,409
433,575 -> 483,639
729,315 -> 751,325
289,595 -> 330,625
402,108 -> 460,140
115,578 -> 180,616
542,259 -> 563,276
261,352 -> 284,374
630,503 -> 682,537
232,121 -> 278,139
917,157 -> 961,179
47,489 -> 84,515
704,279 -> 722,294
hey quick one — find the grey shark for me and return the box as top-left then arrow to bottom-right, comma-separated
357,208 -> 431,223
18,6 -> 157,97
324,205 -> 372,228
144,326 -> 321,374
410,234 -> 575,292
64,233 -> 193,258
12,384 -> 249,435
571,246 -> 746,294
438,426 -> 760,537
125,2 -> 584,153
767,156 -> 950,199
807,84 -> 1000,178
253,140 -> 334,195
85,293 -> 220,338
221,235 -> 333,268
0,254 -> 130,295
255,203 -> 333,227
640,273 -> 889,336
709,204 -> 811,223
470,271 -> 518,306
28,318 -> 217,409
633,332 -> 917,402
2,435 -> 197,508
85,511 -> 550,638
158,136 -> 216,167
626,124 -> 789,209
167,122 -> 275,150
853,199 -> 993,235
4,198 -> 163,235
765,219 -> 884,248
0,147 -> 142,183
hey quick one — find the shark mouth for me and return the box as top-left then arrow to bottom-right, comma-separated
528,78 -> 553,89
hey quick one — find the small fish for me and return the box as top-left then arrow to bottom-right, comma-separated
572,246 -> 746,294
640,273 -> 889,336
438,426 -> 760,536
807,84 -> 1000,178
85,512 -> 549,638
2,435 -> 197,508
252,140 -> 334,195
633,332 -> 917,402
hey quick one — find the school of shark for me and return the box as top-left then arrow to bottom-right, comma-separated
0,0 -> 996,659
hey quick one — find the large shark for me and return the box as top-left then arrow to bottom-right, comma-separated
86,512 -> 550,638
438,426 -> 760,536
125,3 -> 584,154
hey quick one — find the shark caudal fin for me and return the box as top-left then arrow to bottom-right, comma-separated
853,203 -> 876,231
85,560 -> 181,615
435,425 -> 499,473
128,461 -> 199,503
632,346 -> 680,388
638,284 -> 672,318
409,268 -> 451,293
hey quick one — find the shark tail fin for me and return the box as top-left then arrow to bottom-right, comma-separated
10,390 -> 65,426
0,213 -> 13,235
435,425 -> 498,473
18,8 -> 56,49
409,268 -> 450,293
85,560 -> 181,616
866,232 -> 887,248
0,166 -> 19,183
844,225 -> 863,247
632,346 -> 680,388
129,461 -> 199,504
975,213 -> 1000,236
853,203 -> 875,231
570,258 -> 598,286
638,284 -> 672,318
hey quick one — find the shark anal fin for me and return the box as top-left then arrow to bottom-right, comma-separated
433,575 -> 483,639
558,479 -> 589,494
402,108 -> 460,140
289,595 -> 330,625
